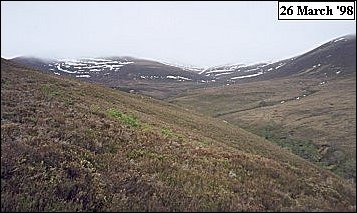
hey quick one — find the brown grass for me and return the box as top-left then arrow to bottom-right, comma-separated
1,59 -> 356,211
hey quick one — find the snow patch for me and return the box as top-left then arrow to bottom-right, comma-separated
166,76 -> 191,81
103,64 -> 124,70
89,69 -> 101,72
275,63 -> 285,69
230,71 -> 263,80
334,37 -> 346,42
76,74 -> 91,78
244,67 -> 260,73
199,69 -> 207,74
215,72 -> 234,77
119,61 -> 134,65
313,64 -> 321,68
206,69 -> 234,74
56,64 -> 77,74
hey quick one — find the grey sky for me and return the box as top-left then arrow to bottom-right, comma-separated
1,1 -> 356,68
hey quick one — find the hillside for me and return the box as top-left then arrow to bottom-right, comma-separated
199,34 -> 356,83
169,35 -> 356,182
255,34 -> 356,80
1,59 -> 356,211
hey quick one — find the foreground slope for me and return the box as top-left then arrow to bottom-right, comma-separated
1,59 -> 356,211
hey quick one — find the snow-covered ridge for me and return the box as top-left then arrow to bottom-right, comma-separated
48,58 -> 205,82
50,58 -> 135,76
333,37 -> 346,43
45,56 -> 295,82
158,61 -> 205,73
49,56 -> 290,82
203,63 -> 245,75
200,61 -> 284,80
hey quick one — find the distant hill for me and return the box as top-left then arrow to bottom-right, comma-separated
10,35 -> 356,100
10,56 -> 211,83
10,56 -> 214,99
257,34 -> 356,80
199,34 -> 356,82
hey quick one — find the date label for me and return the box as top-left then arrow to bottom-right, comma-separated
278,2 -> 355,20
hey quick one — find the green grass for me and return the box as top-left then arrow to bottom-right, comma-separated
249,119 -> 355,181
106,108 -> 140,127
161,127 -> 184,141
329,156 -> 356,181
40,84 -> 63,97
260,123 -> 321,162
127,149 -> 165,161
161,127 -> 174,137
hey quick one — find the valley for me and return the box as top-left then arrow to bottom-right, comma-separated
169,76 -> 356,181
2,2 -> 355,212
2,34 -> 356,211
11,35 -> 356,182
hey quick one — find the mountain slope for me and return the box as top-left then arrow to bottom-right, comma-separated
1,59 -> 355,211
198,34 -> 355,83
10,56 -> 208,82
169,35 -> 356,182
257,34 -> 356,80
